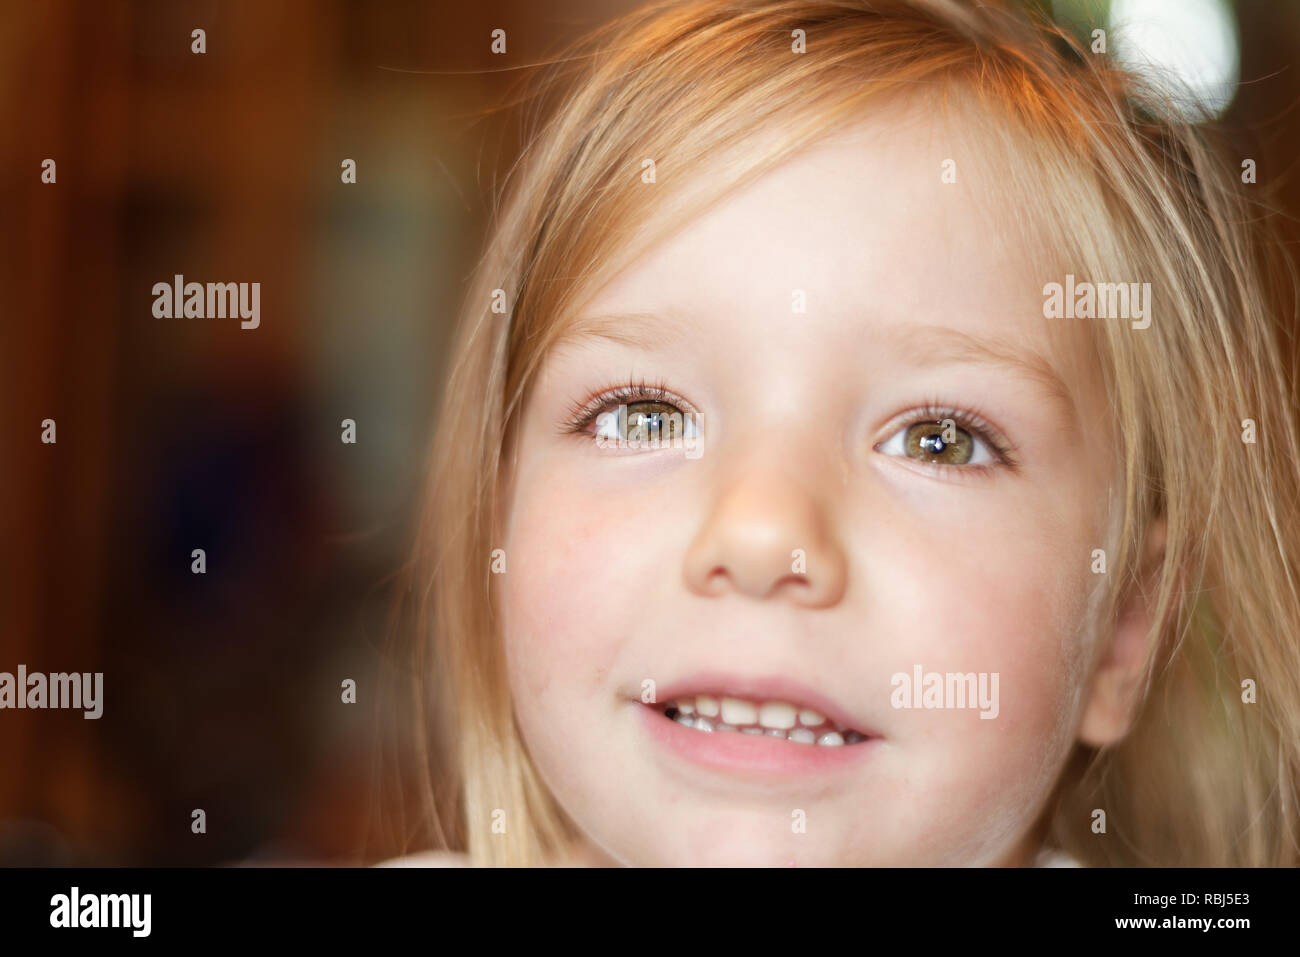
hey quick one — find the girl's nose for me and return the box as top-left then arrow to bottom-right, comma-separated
681,455 -> 848,608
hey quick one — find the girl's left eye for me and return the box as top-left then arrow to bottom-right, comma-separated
875,413 -> 1006,468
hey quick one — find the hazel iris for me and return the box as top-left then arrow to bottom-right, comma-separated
904,421 -> 973,465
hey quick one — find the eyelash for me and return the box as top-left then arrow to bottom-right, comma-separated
559,379 -> 1017,473
559,376 -> 688,436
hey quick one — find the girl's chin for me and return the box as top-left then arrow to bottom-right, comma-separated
570,831 -> 891,867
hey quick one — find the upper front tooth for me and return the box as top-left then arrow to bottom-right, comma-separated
798,708 -> 825,727
695,695 -> 720,717
720,698 -> 757,725
758,701 -> 796,729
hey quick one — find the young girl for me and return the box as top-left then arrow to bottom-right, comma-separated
382,0 -> 1300,866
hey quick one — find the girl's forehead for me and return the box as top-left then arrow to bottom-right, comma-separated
581,96 -> 1058,298
564,97 -> 1097,384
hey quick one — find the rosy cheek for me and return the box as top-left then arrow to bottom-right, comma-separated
877,533 -> 1077,750
503,485 -> 621,670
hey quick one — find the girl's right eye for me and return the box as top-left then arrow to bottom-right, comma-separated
591,401 -> 699,444
561,379 -> 701,448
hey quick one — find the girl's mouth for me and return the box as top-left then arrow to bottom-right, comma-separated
637,672 -> 880,778
661,694 -> 870,746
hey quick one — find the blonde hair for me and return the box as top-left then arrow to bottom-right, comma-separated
384,0 -> 1300,866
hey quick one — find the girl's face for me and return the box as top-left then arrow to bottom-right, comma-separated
499,102 -> 1117,865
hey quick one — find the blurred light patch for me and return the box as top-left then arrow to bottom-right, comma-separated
1109,0 -> 1240,120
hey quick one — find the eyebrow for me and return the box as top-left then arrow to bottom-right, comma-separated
549,311 -> 694,353
884,323 -> 1078,425
551,312 -> 1077,424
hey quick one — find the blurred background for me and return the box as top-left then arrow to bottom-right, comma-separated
2,0 -> 1298,866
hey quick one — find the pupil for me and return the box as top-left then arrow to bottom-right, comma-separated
920,433 -> 947,454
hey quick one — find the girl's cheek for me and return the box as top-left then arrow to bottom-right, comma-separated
868,503 -> 1085,741
502,480 -> 631,680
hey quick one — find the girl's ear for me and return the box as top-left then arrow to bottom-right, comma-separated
1077,516 -> 1168,748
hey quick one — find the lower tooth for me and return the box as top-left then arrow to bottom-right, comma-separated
788,728 -> 815,745
817,731 -> 844,746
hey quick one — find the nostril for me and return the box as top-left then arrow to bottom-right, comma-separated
770,572 -> 811,596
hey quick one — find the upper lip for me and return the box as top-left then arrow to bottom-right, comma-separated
647,671 -> 878,736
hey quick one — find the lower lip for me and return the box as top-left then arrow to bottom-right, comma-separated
636,702 -> 879,778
